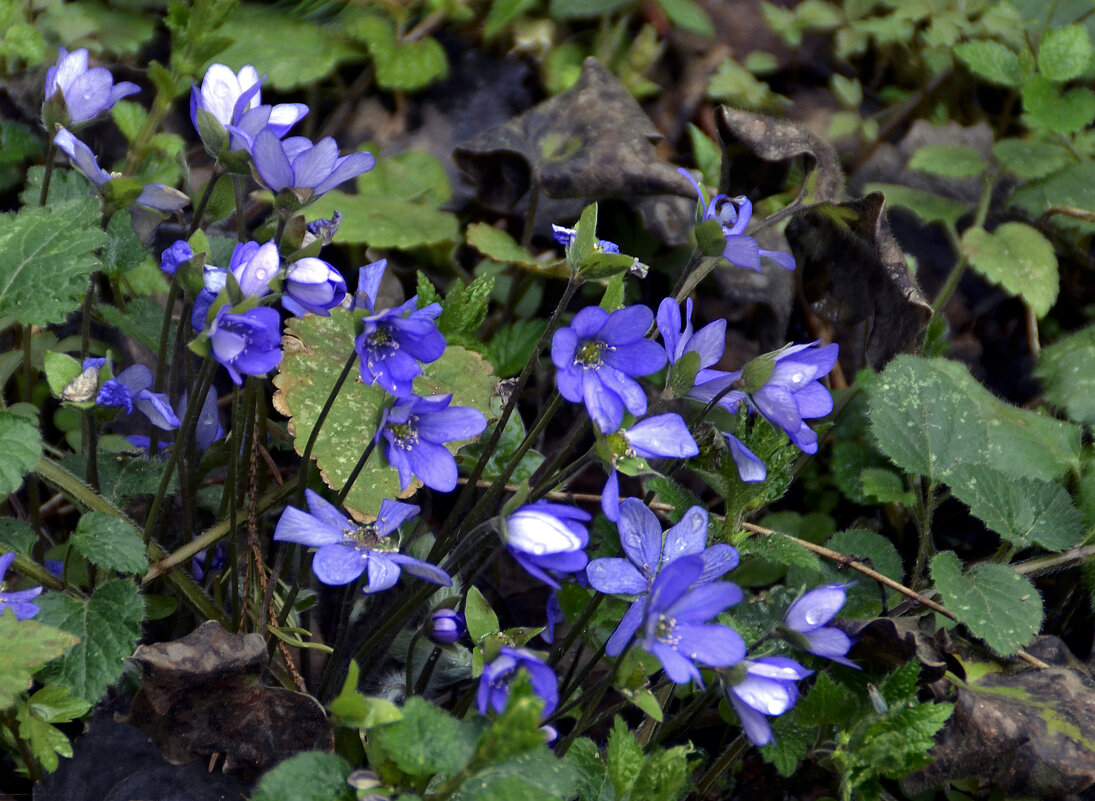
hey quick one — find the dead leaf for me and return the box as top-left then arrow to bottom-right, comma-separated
127,621 -> 331,777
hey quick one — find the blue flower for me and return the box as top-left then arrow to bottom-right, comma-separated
640,556 -> 746,685
273,490 -> 450,592
723,433 -> 767,483
190,262 -> 228,332
250,129 -> 375,200
782,583 -> 857,668
209,306 -> 282,385
478,647 -> 558,716
724,657 -> 812,746
427,608 -> 466,645
679,168 -> 795,273
43,47 -> 139,128
656,298 -> 726,376
96,364 -> 180,430
600,413 -> 699,521
228,241 -> 279,298
190,64 -> 307,152
160,240 -> 193,275
353,260 -> 445,396
691,341 -> 838,455
283,257 -> 347,316
502,502 -> 591,589
551,305 -> 666,434
125,386 -> 224,453
586,498 -> 738,656
376,394 -> 487,493
0,552 -> 42,620
551,223 -> 620,254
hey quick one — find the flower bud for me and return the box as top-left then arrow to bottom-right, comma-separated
427,608 -> 466,645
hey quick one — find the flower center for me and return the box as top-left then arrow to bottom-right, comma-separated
388,420 -> 419,449
655,614 -> 680,646
343,524 -> 397,553
575,339 -> 607,369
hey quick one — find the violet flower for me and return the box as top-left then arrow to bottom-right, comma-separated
502,502 -> 591,589
724,657 -> 812,746
43,47 -> 139,128
656,297 -> 726,379
723,433 -> 767,483
600,413 -> 699,521
160,240 -> 193,275
274,490 -> 450,592
782,583 -> 858,668
640,556 -> 746,685
427,608 -> 466,645
679,168 -> 795,272
95,364 -> 179,430
586,498 -> 738,656
228,240 -> 279,298
0,552 -> 42,620
208,305 -> 282,385
190,63 -> 307,152
551,305 -> 666,434
478,647 -> 558,716
376,394 -> 487,493
283,257 -> 347,316
250,129 -> 375,200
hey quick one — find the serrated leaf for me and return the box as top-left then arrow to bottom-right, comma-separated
437,274 -> 495,341
829,438 -> 896,506
632,743 -> 690,801
101,210 -> 150,277
467,223 -> 541,268
35,580 -> 145,703
272,309 -> 496,517
908,145 -> 986,179
565,738 -> 613,801
17,703 -> 73,773
0,198 -> 105,327
70,511 -> 148,574
955,39 -> 1023,87
645,476 -> 702,522
931,551 -> 1042,655
993,138 -> 1071,180
1036,324 -> 1095,424
606,717 -> 643,799
0,411 -> 42,499
795,672 -> 857,728
96,297 -> 173,354
854,701 -> 953,779
460,749 -> 578,801
466,585 -> 500,642
960,223 -> 1058,317
348,14 -> 448,91
0,121 -> 43,166
758,713 -> 813,776
736,533 -> 822,576
864,182 -> 969,228
1022,75 -> 1095,134
486,319 -> 547,379
1038,23 -> 1094,82
0,613 -> 79,710
250,751 -> 354,801
372,696 -> 476,776
946,465 -> 1083,551
868,355 -> 989,480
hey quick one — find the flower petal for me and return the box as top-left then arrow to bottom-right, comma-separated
313,543 -> 367,585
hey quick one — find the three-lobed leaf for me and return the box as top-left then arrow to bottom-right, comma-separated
70,511 -> 149,575
960,222 -> 1059,318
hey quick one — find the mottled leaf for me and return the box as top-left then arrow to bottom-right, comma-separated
960,222 -> 1058,317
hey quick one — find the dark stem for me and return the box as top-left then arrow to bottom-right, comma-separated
295,351 -> 358,506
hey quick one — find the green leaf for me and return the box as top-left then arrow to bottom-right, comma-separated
565,738 -> 613,801
372,696 -> 476,776
437,274 -> 495,342
485,0 -> 539,40
655,0 -> 714,36
466,223 -> 541,268
17,702 -> 73,773
829,438 -> 899,506
35,580 -> 145,703
993,138 -> 1072,180
0,612 -> 79,710
645,476 -> 702,522
868,355 -> 989,480
606,717 -> 643,799
459,750 -> 579,801
909,144 -> 987,179
110,100 -> 148,142
329,660 -> 404,729
251,751 -> 354,801
631,744 -> 691,801
463,409 -> 543,484
0,120 -> 43,166
213,4 -> 358,90
486,319 -> 547,379
1038,23 -> 1094,82
549,0 -> 632,19
0,198 -> 105,327
347,14 -> 448,91
1009,161 -> 1095,234
795,672 -> 857,728
843,701 -> 953,785
0,518 -> 35,557
954,39 -> 1023,87
666,351 -> 701,400
101,210 -> 150,277
19,166 -> 94,207
864,183 -> 969,228
471,674 -> 550,764
466,585 -> 500,642
946,465 -> 1083,551
46,350 -> 97,402
273,309 -> 496,516
70,511 -> 148,575
825,528 -> 904,616
859,468 -> 915,505
931,551 -> 1042,655
960,223 -> 1058,317
0,411 -> 42,499
1036,324 -> 1095,424
96,297 -> 173,354
1022,75 -> 1095,133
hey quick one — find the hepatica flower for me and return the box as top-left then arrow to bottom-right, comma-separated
640,556 -> 746,685
723,657 -> 812,746
600,413 -> 699,521
427,608 -> 466,645
0,552 -> 42,620
354,299 -> 445,397
191,63 -> 307,152
679,168 -> 795,273
551,305 -> 666,433
656,297 -> 726,382
587,498 -> 738,656
250,129 -> 375,200
228,240 -> 280,298
551,223 -> 619,254
209,305 -> 282,385
95,364 -> 180,430
782,583 -> 857,667
478,647 -> 558,716
502,502 -> 591,588
376,394 -> 487,493
283,258 -> 347,317
274,490 -> 450,592
43,47 -> 139,128
160,240 -> 193,275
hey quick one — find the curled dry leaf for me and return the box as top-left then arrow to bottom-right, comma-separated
127,621 -> 331,778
